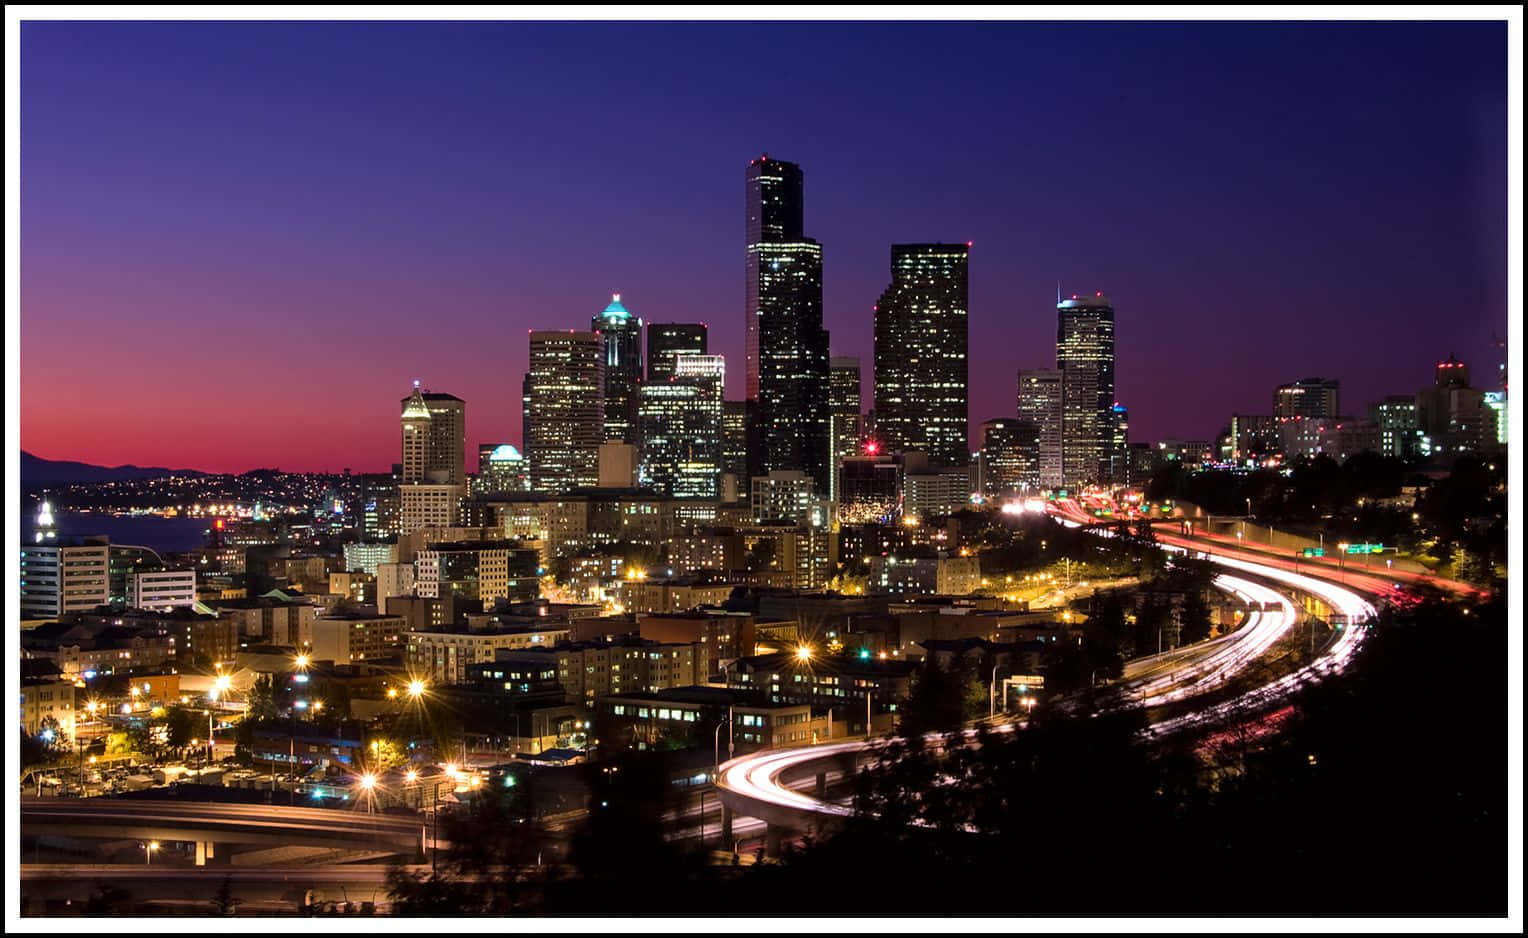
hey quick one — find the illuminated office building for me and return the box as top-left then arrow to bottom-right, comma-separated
873,243 -> 970,468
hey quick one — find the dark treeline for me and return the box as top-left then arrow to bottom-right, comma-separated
387,591 -> 1506,916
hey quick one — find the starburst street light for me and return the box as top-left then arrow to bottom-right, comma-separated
359,772 -> 378,814
407,679 -> 426,699
795,644 -> 814,662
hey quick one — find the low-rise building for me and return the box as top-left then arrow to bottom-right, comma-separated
406,621 -> 572,686
311,611 -> 407,664
595,686 -> 833,754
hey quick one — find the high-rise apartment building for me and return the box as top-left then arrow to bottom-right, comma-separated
873,243 -> 970,468
593,295 -> 643,445
400,384 -> 466,485
646,323 -> 708,385
828,356 -> 863,503
1056,293 -> 1116,487
638,354 -> 726,499
1017,368 -> 1064,490
525,331 -> 605,494
744,155 -> 831,494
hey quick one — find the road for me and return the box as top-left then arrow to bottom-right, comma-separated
21,798 -> 432,854
716,503 -> 1387,830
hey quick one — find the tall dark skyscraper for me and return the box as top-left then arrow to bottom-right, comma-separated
1056,292 -> 1116,487
647,323 -> 709,385
872,243 -> 970,467
745,155 -> 830,494
593,294 -> 643,445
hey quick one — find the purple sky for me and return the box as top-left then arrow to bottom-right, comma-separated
21,20 -> 1508,473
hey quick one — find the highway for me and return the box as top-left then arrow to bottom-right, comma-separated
21,798 -> 433,854
716,501 -> 1386,830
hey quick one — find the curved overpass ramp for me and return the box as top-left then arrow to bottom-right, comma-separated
717,523 -> 1382,837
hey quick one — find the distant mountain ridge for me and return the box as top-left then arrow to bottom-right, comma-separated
21,451 -> 208,486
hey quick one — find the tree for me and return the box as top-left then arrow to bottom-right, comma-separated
1178,588 -> 1213,645
898,655 -> 967,738
246,674 -> 278,723
387,786 -> 551,914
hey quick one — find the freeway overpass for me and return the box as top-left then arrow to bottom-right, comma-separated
716,514 -> 1382,846
20,798 -> 432,865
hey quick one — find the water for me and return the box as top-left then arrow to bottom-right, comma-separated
28,512 -> 213,554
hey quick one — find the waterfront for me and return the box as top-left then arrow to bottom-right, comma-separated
26,511 -> 212,554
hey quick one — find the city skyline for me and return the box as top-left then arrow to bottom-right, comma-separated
19,20 -> 1509,473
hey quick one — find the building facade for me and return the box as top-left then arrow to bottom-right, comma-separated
20,541 -> 110,619
126,570 -> 197,611
872,243 -> 970,468
638,354 -> 725,499
1017,368 -> 1064,491
646,322 -> 708,385
526,330 -> 605,494
1056,293 -> 1116,487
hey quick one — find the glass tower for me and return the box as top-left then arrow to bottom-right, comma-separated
593,294 -> 643,445
872,243 -> 970,468
1056,293 -> 1116,487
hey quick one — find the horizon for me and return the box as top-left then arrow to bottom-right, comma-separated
20,20 -> 1509,474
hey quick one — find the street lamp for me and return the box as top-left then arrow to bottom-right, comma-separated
407,679 -> 426,699
794,644 -> 813,662
144,841 -> 160,866
359,773 -> 377,814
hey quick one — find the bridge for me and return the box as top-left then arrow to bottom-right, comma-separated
20,798 -> 431,865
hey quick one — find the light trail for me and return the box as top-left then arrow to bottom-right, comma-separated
716,503 -> 1380,825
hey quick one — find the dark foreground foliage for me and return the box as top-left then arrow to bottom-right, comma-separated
388,593 -> 1505,916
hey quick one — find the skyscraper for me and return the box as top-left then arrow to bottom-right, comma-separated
525,331 -> 605,494
1056,293 -> 1116,487
639,354 -> 726,499
400,383 -> 466,484
593,294 -> 643,445
647,323 -> 709,385
1017,368 -> 1064,490
872,243 -> 970,468
828,356 -> 863,504
745,155 -> 831,494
